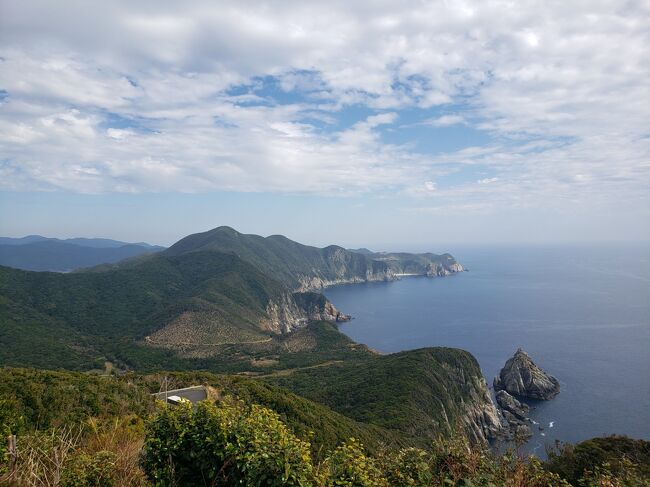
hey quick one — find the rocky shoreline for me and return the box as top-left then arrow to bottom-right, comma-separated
296,260 -> 465,292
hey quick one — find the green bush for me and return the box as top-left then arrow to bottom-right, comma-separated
0,398 -> 23,476
142,398 -> 314,486
62,450 -> 118,487
545,436 -> 650,485
376,447 -> 433,486
321,438 -> 387,487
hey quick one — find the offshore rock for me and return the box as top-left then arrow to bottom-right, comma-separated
494,349 -> 560,400
495,390 -> 530,420
495,390 -> 533,441
499,410 -> 533,441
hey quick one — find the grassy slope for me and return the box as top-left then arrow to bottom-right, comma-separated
0,254 -> 372,371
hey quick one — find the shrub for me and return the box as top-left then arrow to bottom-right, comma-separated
61,450 -> 117,487
376,447 -> 433,486
0,398 -> 24,476
141,398 -> 314,486
321,438 -> 387,487
545,436 -> 650,485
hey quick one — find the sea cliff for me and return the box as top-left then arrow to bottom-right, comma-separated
264,292 -> 351,333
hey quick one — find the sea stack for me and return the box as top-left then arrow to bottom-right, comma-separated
494,349 -> 560,400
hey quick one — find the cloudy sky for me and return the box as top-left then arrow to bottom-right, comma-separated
1,0 -> 648,248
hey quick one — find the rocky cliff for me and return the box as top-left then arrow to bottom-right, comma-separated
495,390 -> 532,440
494,349 -> 560,400
428,261 -> 465,276
459,376 -> 504,444
263,292 -> 350,334
296,271 -> 395,292
362,251 -> 466,278
295,255 -> 465,291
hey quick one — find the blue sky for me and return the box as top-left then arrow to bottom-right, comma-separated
0,1 -> 648,248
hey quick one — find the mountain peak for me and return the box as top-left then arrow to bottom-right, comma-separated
210,225 -> 240,234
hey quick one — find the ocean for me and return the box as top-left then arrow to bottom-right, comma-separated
324,243 -> 650,456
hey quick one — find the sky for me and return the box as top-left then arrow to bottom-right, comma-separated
0,0 -> 649,249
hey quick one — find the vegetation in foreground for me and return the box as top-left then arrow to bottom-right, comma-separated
0,344 -> 498,454
1,367 -> 648,486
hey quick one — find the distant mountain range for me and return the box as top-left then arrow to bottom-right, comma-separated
0,235 -> 164,272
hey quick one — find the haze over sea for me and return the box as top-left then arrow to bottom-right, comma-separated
325,243 -> 650,456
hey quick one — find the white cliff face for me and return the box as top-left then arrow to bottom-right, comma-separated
296,271 -> 395,292
262,292 -> 350,334
295,262 -> 465,292
426,262 -> 465,276
263,294 -> 307,334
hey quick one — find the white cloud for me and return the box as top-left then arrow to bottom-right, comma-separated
106,128 -> 134,140
477,177 -> 498,184
425,115 -> 466,127
0,0 -> 647,215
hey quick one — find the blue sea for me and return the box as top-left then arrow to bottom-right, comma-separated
324,244 -> 650,456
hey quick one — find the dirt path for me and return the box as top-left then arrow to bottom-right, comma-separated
254,359 -> 345,378
145,336 -> 273,346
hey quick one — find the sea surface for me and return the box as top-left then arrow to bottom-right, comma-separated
324,244 -> 650,457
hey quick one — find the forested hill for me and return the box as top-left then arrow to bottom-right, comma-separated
163,226 -> 464,290
0,251 -> 358,371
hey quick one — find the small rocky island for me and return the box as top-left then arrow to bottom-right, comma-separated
494,348 -> 560,440
494,348 -> 560,400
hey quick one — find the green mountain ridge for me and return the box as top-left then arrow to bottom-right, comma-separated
164,226 -> 464,290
